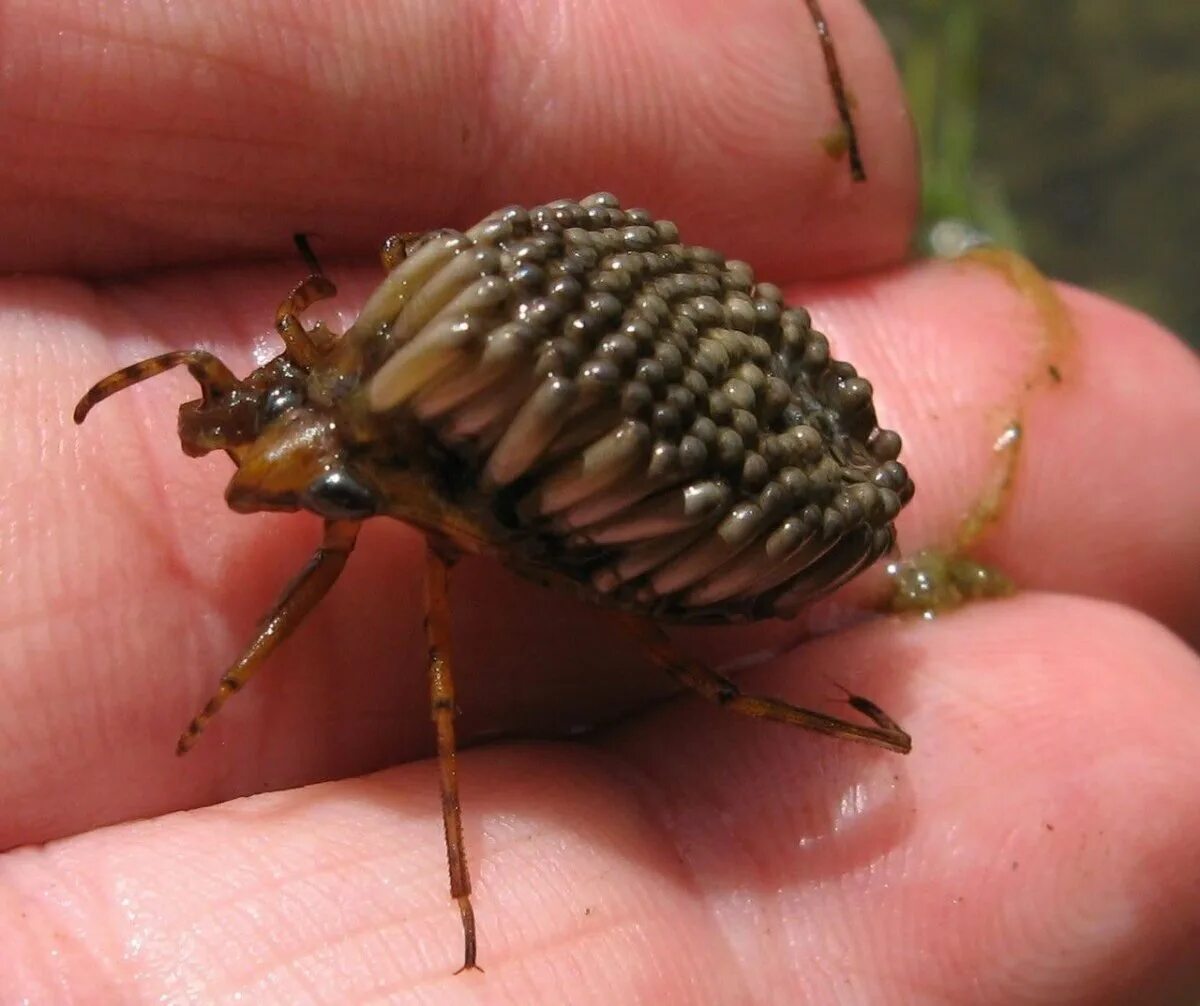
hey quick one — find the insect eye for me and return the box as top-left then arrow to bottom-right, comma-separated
263,385 -> 302,421
305,469 -> 377,520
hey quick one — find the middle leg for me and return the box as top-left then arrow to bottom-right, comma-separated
423,538 -> 481,972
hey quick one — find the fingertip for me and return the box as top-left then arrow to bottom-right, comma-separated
788,258 -> 1200,642
0,0 -> 918,276
897,594 -> 1200,1002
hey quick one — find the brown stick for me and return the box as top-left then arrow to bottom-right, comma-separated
803,0 -> 867,181
617,613 -> 911,753
176,519 -> 361,754
424,539 -> 482,972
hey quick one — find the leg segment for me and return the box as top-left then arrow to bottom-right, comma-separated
378,230 -> 455,272
803,0 -> 866,182
74,350 -> 240,424
176,519 -> 361,754
276,274 -> 338,368
617,613 -> 911,754
379,233 -> 409,272
423,539 -> 481,973
378,230 -> 440,272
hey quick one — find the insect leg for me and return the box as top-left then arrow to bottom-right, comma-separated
73,350 -> 240,423
802,0 -> 866,181
379,233 -> 409,272
276,273 -> 338,368
176,519 -> 361,755
617,614 -> 911,753
377,230 -> 456,272
423,538 -> 481,973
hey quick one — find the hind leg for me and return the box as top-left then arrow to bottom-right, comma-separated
617,614 -> 911,753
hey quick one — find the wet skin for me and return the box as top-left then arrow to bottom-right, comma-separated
2,1 -> 1199,1002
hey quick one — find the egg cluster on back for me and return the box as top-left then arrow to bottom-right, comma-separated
354,193 -> 914,622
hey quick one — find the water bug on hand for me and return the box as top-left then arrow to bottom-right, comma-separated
74,0 -> 914,973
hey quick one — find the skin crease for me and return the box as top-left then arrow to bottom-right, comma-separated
1,0 -> 1199,1002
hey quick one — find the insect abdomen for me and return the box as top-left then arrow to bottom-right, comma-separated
354,194 -> 913,622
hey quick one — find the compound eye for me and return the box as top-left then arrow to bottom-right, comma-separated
305,469 -> 377,520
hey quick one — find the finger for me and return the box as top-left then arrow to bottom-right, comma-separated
609,593 -> 1200,1003
784,260 -> 1200,646
0,0 -> 916,278
1,748 -> 741,1002
3,253 -> 1197,849
3,595 -> 1198,1002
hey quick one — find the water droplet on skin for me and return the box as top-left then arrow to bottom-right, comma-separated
792,758 -> 911,874
251,333 -> 277,366
994,421 -> 1022,451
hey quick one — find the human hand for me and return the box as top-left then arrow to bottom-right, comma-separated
2,1 -> 1198,1002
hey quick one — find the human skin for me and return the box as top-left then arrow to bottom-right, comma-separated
1,0 -> 1199,1002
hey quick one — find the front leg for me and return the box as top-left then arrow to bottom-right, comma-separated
176,519 -> 360,754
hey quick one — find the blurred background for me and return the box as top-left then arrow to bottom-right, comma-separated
867,0 -> 1199,346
